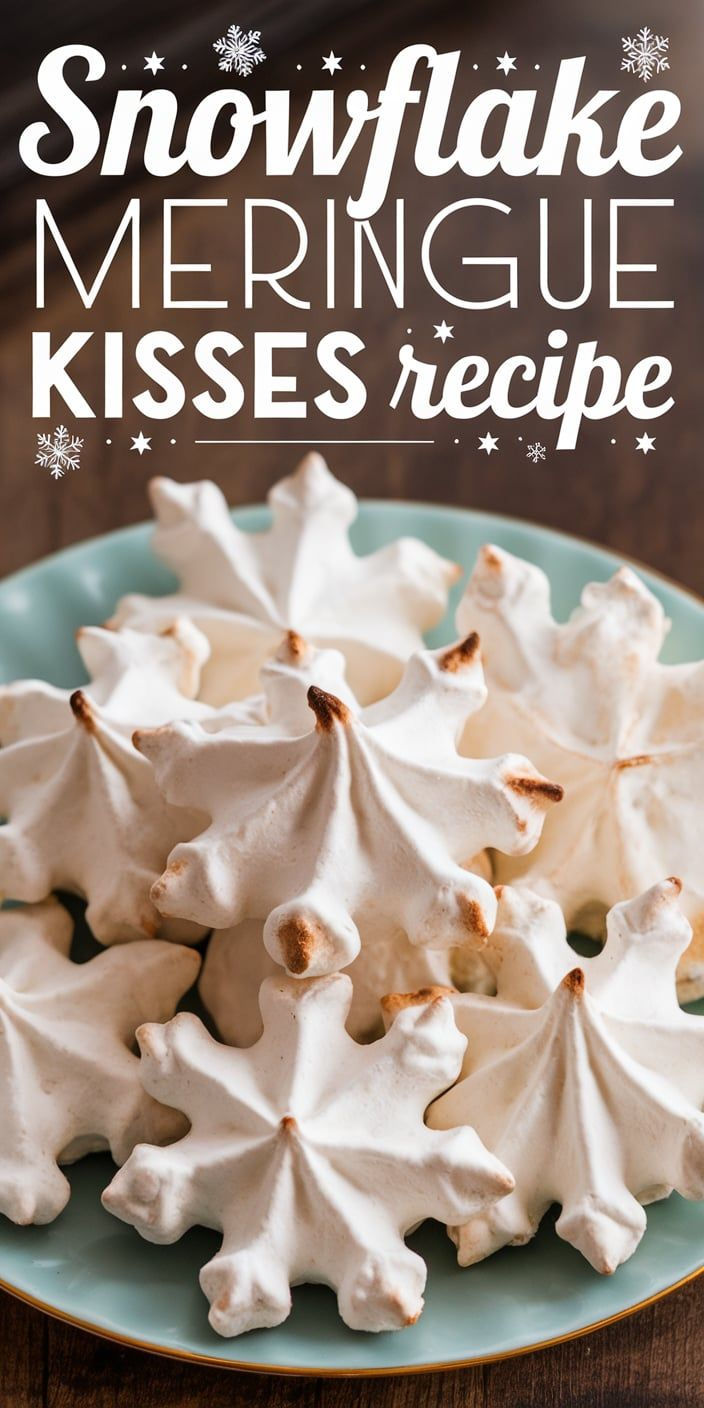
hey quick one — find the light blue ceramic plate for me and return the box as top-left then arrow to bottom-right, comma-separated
0,500 -> 703,1376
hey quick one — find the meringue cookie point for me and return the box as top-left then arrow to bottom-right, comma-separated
440,632 -> 481,673
381,985 -> 457,1023
306,684 -> 351,731
69,689 -> 96,732
506,773 -> 565,806
275,914 -> 320,975
283,628 -> 308,662
457,893 -> 491,940
562,966 -> 586,997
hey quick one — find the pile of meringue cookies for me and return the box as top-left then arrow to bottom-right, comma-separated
1,453 -> 704,1341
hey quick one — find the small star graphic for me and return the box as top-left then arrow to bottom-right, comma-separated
496,52 -> 517,74
144,51 -> 165,75
635,433 -> 656,455
433,321 -> 454,343
322,51 -> 342,74
478,432 -> 499,455
130,432 -> 152,456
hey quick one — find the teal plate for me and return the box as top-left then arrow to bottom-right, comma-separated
1,499 -> 703,1376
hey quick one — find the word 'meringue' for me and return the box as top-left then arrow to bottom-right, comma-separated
20,48 -> 681,219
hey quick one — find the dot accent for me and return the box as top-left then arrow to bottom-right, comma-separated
473,63 -> 479,70
182,63 -> 188,70
296,63 -> 302,70
535,64 -> 540,70
170,438 -> 176,445
360,64 -> 366,71
105,438 -> 112,445
611,438 -> 616,444
121,64 -> 127,71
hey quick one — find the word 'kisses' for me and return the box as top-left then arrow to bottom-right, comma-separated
20,48 -> 681,220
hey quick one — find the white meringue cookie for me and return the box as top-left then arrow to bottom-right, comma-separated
0,623 -> 240,944
102,973 -> 512,1335
137,635 -> 563,976
457,545 -> 704,999
0,899 -> 200,1224
428,879 -> 704,1274
109,455 -> 461,706
200,918 -> 455,1045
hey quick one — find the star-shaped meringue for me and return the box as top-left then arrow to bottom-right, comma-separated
103,973 -> 512,1335
0,900 -> 199,1224
0,622 -> 234,944
136,632 -> 562,975
109,454 -> 461,706
457,545 -> 704,997
429,880 -> 704,1274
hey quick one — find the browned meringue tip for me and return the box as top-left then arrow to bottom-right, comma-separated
493,884 -> 505,900
507,774 -> 564,806
132,725 -> 163,754
440,632 -> 480,673
279,1114 -> 299,1136
135,1022 -> 161,1057
306,685 -> 351,731
286,629 -> 307,659
457,893 -> 491,941
380,985 -> 456,1021
276,915 -> 321,975
69,689 -> 96,732
479,545 -> 505,572
562,967 -> 585,997
665,876 -> 683,894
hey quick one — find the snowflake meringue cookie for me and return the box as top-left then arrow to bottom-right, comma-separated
457,546 -> 704,999
102,973 -> 513,1335
0,899 -> 200,1224
109,455 -> 461,706
428,879 -> 704,1274
0,622 -> 235,944
136,633 -> 563,976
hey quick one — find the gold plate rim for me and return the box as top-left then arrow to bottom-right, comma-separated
1,1262 -> 703,1378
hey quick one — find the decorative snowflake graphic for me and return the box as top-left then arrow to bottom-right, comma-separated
621,27 -> 669,82
213,25 -> 266,77
35,426 -> 84,480
526,442 -> 546,464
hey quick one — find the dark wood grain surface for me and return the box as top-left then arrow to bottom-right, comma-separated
1,0 -> 703,1401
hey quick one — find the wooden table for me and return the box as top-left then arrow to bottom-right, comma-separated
1,0 -> 703,1399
